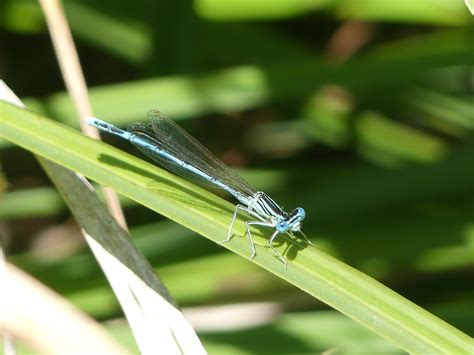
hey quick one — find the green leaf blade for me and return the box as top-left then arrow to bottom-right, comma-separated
0,102 -> 471,353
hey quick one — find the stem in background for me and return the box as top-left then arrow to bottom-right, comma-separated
38,0 -> 128,230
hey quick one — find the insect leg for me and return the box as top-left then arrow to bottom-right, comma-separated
245,220 -> 274,261
220,204 -> 264,244
268,230 -> 287,268
299,230 -> 313,245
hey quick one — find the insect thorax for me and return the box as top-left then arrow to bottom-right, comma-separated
249,191 -> 287,220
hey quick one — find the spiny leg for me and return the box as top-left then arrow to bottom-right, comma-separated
245,221 -> 274,261
268,230 -> 287,268
220,204 -> 247,244
299,230 -> 313,245
220,204 -> 265,244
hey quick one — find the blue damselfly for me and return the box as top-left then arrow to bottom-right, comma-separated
87,111 -> 311,267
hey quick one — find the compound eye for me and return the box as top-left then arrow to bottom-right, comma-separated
277,220 -> 289,233
297,208 -> 306,220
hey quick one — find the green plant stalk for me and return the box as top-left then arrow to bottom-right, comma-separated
37,158 -> 178,306
36,158 -> 206,352
1,102 -> 471,353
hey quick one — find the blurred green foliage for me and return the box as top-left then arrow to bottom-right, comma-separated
0,0 -> 472,353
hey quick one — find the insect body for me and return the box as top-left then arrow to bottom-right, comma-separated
87,111 -> 311,267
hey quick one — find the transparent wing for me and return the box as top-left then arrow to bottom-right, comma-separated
127,110 -> 256,197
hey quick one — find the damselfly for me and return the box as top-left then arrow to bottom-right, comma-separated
87,111 -> 311,267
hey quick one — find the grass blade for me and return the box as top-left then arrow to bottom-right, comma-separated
0,82 -> 204,354
0,102 -> 471,353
